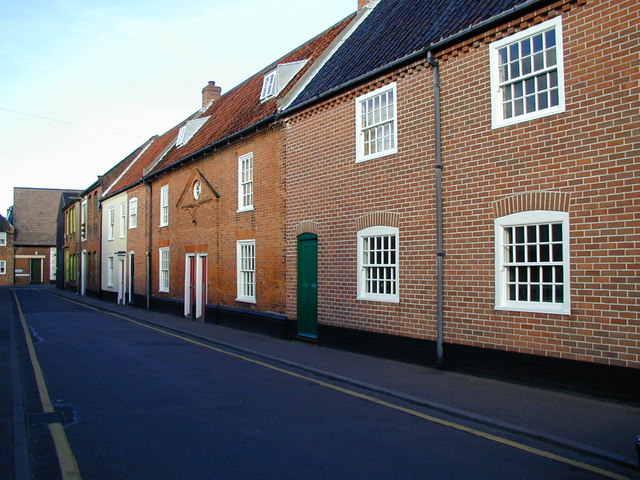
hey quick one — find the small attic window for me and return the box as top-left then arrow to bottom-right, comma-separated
260,70 -> 277,101
259,60 -> 308,102
176,116 -> 210,148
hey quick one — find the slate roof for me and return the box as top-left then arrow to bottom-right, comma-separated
143,14 -> 355,178
289,0 -> 535,108
12,187 -> 81,245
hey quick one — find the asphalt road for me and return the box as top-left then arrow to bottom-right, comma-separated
5,288 -> 632,479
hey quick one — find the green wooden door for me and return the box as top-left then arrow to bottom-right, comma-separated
297,233 -> 318,339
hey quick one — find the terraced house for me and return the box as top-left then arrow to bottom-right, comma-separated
59,0 -> 638,398
90,16 -> 354,333
283,0 -> 638,397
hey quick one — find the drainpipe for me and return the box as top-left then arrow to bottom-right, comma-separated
145,180 -> 152,311
428,51 -> 445,369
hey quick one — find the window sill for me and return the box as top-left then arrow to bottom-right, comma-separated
236,297 -> 256,304
237,207 -> 254,214
357,295 -> 399,304
356,148 -> 397,164
495,304 -> 570,315
491,105 -> 565,129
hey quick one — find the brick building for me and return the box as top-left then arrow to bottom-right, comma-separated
0,214 -> 14,286
283,0 -> 639,394
12,187 -> 81,286
93,16 -> 353,334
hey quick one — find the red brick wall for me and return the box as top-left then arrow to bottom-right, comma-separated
126,183 -> 149,300
0,228 -> 14,286
14,246 -> 53,286
285,0 -> 639,367
80,188 -> 102,293
149,128 -> 287,314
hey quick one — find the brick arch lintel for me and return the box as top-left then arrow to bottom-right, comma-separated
493,191 -> 571,218
295,221 -> 319,237
355,212 -> 400,231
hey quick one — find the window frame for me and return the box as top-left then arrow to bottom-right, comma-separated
490,17 -> 565,129
260,70 -> 277,101
0,260 -> 6,275
160,185 -> 169,227
237,153 -> 254,212
119,202 -> 126,238
159,247 -> 170,293
107,256 -> 114,287
355,82 -> 398,163
236,240 -> 256,303
494,210 -> 571,315
80,199 -> 87,241
129,197 -> 138,229
0,232 -> 6,246
107,206 -> 115,241
357,226 -> 400,303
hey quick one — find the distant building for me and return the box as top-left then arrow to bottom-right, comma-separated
11,187 -> 81,285
0,214 -> 14,286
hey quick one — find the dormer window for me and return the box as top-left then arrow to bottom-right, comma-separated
260,71 -> 277,101
176,116 -> 210,147
259,60 -> 308,102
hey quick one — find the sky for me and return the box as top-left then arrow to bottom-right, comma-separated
0,0 -> 356,217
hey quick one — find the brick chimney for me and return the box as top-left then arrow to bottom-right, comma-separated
201,81 -> 222,108
358,0 -> 368,9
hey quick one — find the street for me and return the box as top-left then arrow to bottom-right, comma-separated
3,288 -> 637,479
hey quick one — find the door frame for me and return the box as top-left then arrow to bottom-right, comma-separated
80,249 -> 87,295
29,258 -> 43,284
128,251 -> 134,304
117,256 -> 126,305
296,233 -> 318,339
184,253 -> 207,319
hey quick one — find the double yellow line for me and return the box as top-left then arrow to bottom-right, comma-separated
12,290 -> 82,480
28,291 -> 635,480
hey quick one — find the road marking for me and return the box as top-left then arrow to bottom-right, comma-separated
56,294 -> 633,480
12,291 -> 82,480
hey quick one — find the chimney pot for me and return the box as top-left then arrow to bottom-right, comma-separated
358,0 -> 368,9
202,81 -> 222,108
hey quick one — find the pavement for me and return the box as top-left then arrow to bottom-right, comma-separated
14,286 -> 640,474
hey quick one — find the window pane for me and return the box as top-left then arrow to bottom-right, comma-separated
499,47 -> 508,65
509,43 -> 519,61
514,99 -> 524,116
526,95 -> 536,113
543,266 -> 553,283
552,243 -> 563,261
525,78 -> 536,95
540,244 -> 550,262
546,47 -> 557,67
533,52 -> 544,71
545,29 -> 556,48
510,61 -> 520,79
530,284 -> 540,302
533,33 -> 544,52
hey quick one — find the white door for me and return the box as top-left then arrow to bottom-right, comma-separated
81,250 -> 87,296
117,258 -> 126,305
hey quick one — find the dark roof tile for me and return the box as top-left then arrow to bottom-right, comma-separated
290,0 -> 530,107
